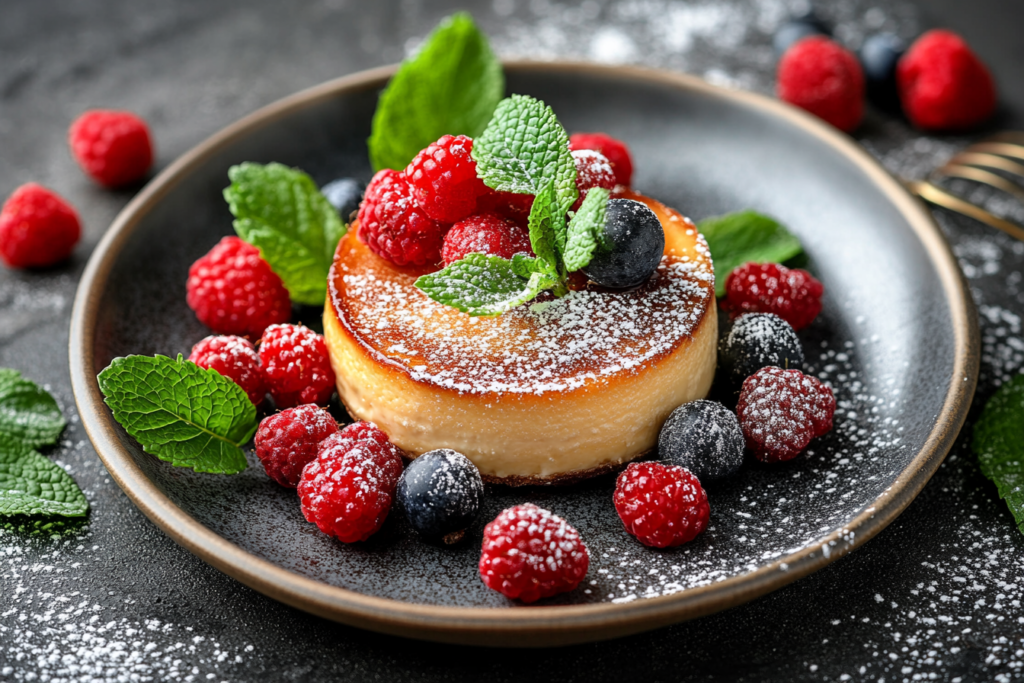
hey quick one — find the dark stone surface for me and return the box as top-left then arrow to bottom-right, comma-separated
1,0 -> 1023,681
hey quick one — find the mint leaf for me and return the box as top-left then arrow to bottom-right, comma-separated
1,435 -> 88,517
97,355 -> 256,475
697,210 -> 803,297
563,188 -> 610,272
0,368 -> 65,451
527,180 -> 565,269
415,253 -> 557,316
511,253 -> 545,279
368,13 -> 504,172
472,95 -> 578,214
972,374 -> 1024,535
224,162 -> 347,306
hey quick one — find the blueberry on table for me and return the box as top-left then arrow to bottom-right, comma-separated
773,10 -> 830,57
320,177 -> 362,220
658,399 -> 745,482
859,33 -> 907,111
397,449 -> 484,544
718,312 -> 805,392
582,198 -> 665,290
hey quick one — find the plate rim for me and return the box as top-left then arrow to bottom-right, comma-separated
68,60 -> 980,647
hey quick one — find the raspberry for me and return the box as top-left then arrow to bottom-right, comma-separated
475,189 -> 534,225
186,236 -> 291,338
614,461 -> 710,548
297,424 -> 403,543
258,323 -> 335,408
479,504 -> 589,603
405,135 -> 489,223
571,149 -> 617,212
441,213 -> 533,266
897,30 -> 997,131
334,421 -> 404,487
569,133 -> 634,187
68,110 -> 154,188
736,366 -> 836,463
188,335 -> 267,407
777,36 -> 865,132
357,169 -> 447,266
254,404 -> 339,487
722,262 -> 823,331
0,184 -> 81,269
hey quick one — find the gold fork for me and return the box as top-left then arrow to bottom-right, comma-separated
905,131 -> 1024,242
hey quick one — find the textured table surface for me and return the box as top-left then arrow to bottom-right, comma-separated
2,1 -> 1024,681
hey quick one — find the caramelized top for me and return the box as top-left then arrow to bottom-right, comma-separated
328,193 -> 715,396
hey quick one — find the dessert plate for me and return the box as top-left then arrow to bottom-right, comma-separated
69,62 -> 979,646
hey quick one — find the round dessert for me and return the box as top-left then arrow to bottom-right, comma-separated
323,191 -> 717,484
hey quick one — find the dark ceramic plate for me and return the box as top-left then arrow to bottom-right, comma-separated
69,63 -> 978,647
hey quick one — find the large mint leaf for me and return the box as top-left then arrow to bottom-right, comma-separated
368,13 -> 504,172
972,374 -> 1024,535
415,253 -> 557,316
472,95 -> 578,214
0,435 -> 88,517
224,162 -> 346,306
0,368 -> 65,451
697,210 -> 803,297
97,355 -> 256,475
563,188 -> 610,272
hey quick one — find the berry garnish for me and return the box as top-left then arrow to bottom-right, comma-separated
68,110 -> 154,188
568,132 -> 634,187
476,188 -> 534,225
859,33 -> 906,111
297,424 -> 403,543
570,149 -> 616,211
736,366 -> 836,463
718,312 -> 805,391
777,36 -> 864,132
0,183 -> 81,269
254,404 -> 339,487
582,198 -> 664,289
258,323 -> 335,408
320,177 -> 362,220
658,400 -> 745,483
614,461 -> 710,548
722,262 -> 823,331
479,503 -> 589,603
406,134 -> 489,224
335,421 -> 404,487
897,29 -> 997,131
188,335 -> 267,407
397,449 -> 484,544
186,236 -> 291,338
357,169 -> 448,266
441,212 -> 532,266
772,9 -> 829,56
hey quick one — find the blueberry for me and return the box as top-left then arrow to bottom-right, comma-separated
397,449 -> 484,544
773,9 -> 830,56
320,177 -> 362,221
582,199 -> 665,289
718,312 -> 804,391
859,33 -> 906,111
659,400 -> 745,482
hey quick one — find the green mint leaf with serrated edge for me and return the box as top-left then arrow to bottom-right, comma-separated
415,253 -> 557,316
0,368 -> 65,451
97,355 -> 256,475
563,188 -> 610,272
972,374 -> 1024,535
511,253 -> 546,279
1,435 -> 88,518
368,13 -> 504,172
224,162 -> 346,306
527,179 -> 564,269
697,210 -> 804,297
472,94 -> 578,215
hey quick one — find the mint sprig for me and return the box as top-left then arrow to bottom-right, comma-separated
224,162 -> 347,306
563,188 -> 610,273
972,374 -> 1024,536
368,13 -> 504,172
98,355 -> 257,475
697,210 -> 803,297
414,253 -> 558,316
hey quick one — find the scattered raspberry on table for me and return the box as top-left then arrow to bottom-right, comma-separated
258,323 -> 336,409
777,36 -> 865,132
357,169 -> 448,266
614,461 -> 710,548
254,404 -> 339,487
188,335 -> 267,407
186,236 -> 291,338
722,262 -> 824,331
479,503 -> 589,603
0,183 -> 81,269
405,134 -> 489,224
569,132 -> 634,187
68,110 -> 154,188
736,366 -> 836,463
441,212 -> 533,266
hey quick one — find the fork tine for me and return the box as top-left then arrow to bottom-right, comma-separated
967,141 -> 1024,163
906,179 -> 1024,242
986,131 -> 1024,145
937,164 -> 1024,203
945,151 -> 1024,180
